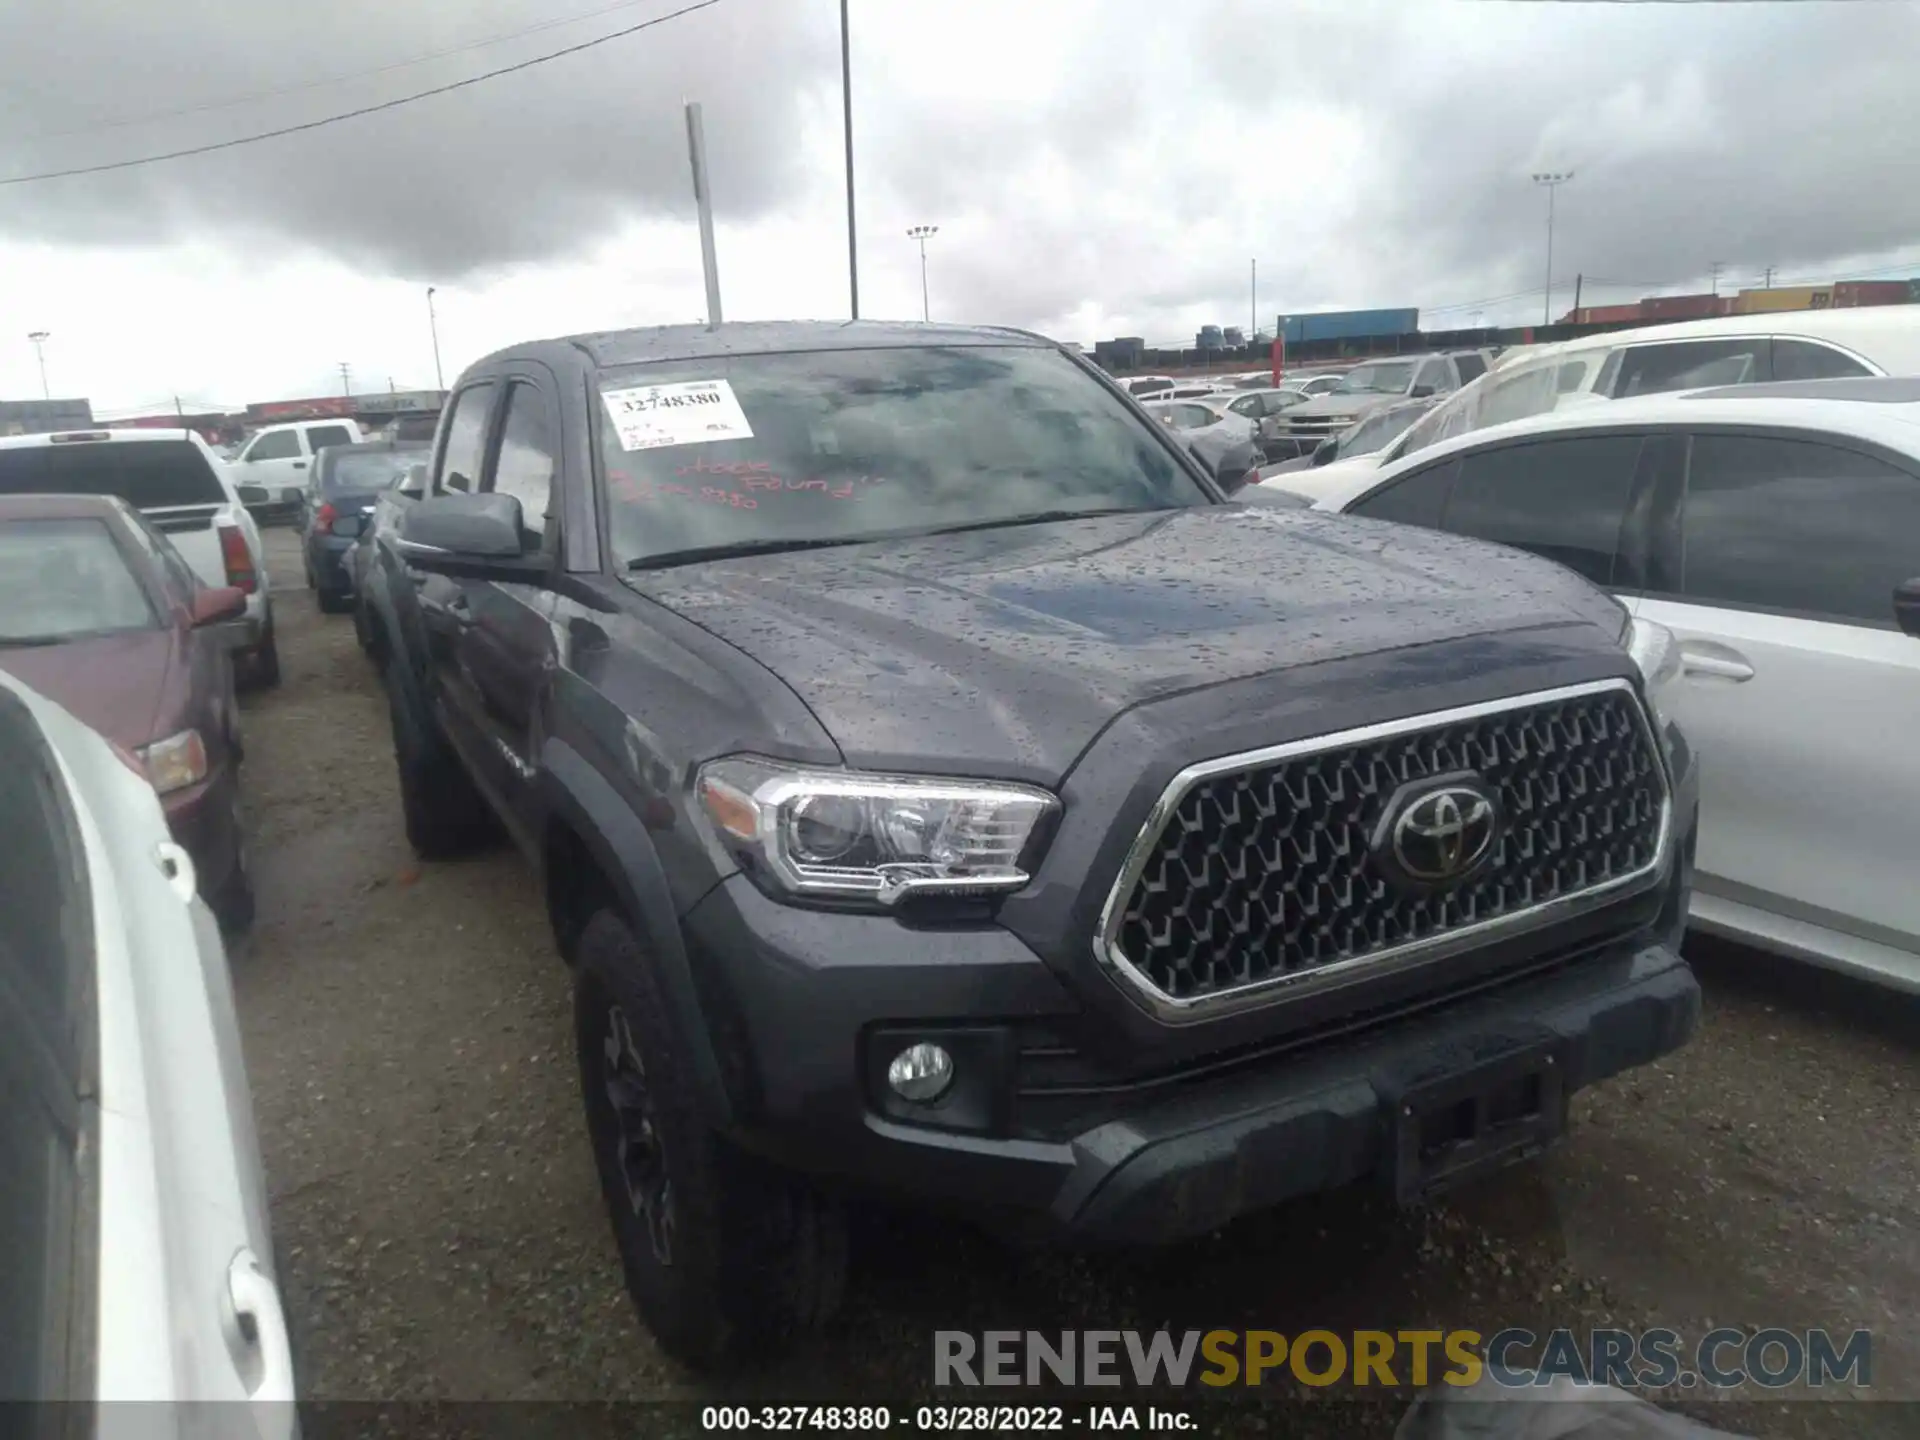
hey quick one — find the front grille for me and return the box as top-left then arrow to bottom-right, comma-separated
1098,681 -> 1669,1013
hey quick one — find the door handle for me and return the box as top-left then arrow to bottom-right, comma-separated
226,1250 -> 295,1401
292,461 -> 307,470
1681,642 -> 1754,682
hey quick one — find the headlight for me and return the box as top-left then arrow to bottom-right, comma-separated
696,756 -> 1058,904
139,729 -> 208,795
1624,616 -> 1682,726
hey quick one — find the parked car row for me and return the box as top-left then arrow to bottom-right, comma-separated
289,317 -> 1705,1373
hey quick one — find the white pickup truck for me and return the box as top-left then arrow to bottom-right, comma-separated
0,429 -> 280,687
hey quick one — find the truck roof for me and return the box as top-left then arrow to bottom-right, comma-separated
477,319 -> 1055,373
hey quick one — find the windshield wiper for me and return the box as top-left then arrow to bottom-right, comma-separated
625,508 -> 1160,571
627,534 -> 871,571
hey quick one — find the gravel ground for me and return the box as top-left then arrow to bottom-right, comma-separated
233,530 -> 1917,1438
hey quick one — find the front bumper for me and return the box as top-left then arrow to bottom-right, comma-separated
162,762 -> 243,900
681,728 -> 1699,1244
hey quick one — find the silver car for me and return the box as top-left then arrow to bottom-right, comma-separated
1143,397 -> 1261,487
0,670 -> 296,1418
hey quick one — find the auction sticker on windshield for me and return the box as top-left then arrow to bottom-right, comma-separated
602,379 -> 755,451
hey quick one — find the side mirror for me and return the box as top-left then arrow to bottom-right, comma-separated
1408,383 -> 1437,399
1311,438 -> 1338,467
1896,578 -> 1920,637
398,463 -> 428,500
190,585 -> 249,628
399,492 -> 542,580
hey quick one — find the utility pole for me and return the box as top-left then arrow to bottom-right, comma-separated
840,0 -> 859,320
339,362 -> 351,397
27,331 -> 50,400
685,101 -> 724,328
1708,260 -> 1725,297
907,225 -> 937,322
426,286 -> 444,390
1531,171 -> 1573,325
1763,265 -> 1775,289
1250,259 -> 1257,341
174,395 -> 185,421
1572,273 -> 1584,318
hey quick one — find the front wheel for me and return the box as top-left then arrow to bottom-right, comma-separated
574,910 -> 844,1368
239,612 -> 280,692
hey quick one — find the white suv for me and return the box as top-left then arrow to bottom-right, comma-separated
0,429 -> 280,687
1310,376 -> 1920,992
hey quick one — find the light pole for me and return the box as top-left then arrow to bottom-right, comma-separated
426,287 -> 444,391
907,225 -> 938,322
1531,171 -> 1573,326
1250,258 -> 1257,341
841,0 -> 859,319
27,331 -> 50,400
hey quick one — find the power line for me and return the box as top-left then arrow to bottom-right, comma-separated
19,0 -> 672,144
0,0 -> 723,188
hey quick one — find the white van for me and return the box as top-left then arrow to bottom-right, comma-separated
232,418 -> 367,518
1264,305 -> 1920,499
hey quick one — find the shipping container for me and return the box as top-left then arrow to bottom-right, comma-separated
1567,303 -> 1647,326
1909,279 -> 1920,305
1638,293 -> 1722,322
1733,285 -> 1833,315
1276,307 -> 1419,345
1831,281 -> 1911,308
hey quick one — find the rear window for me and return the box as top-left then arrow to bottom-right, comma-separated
322,449 -> 425,494
0,440 -> 225,509
306,424 -> 355,452
0,518 -> 158,643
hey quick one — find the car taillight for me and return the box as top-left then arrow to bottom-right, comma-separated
315,502 -> 338,530
218,523 -> 257,594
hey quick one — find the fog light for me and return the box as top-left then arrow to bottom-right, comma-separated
886,1042 -> 954,1102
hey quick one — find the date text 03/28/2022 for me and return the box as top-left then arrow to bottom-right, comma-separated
701,1406 -> 1195,1432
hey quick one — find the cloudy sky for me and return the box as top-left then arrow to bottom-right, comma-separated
1,0 -> 1916,413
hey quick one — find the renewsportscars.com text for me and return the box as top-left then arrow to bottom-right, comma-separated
933,1328 -> 1872,1391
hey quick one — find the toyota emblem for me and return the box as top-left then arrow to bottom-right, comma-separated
1378,775 -> 1501,887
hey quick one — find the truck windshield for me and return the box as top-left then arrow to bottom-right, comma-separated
597,345 -> 1208,568
1332,362 -> 1415,396
0,440 -> 225,509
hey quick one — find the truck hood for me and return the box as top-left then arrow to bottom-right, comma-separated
628,507 -> 1630,784
0,630 -> 177,750
1282,393 -> 1394,422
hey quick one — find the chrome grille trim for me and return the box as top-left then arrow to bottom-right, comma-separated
1092,678 -> 1673,1024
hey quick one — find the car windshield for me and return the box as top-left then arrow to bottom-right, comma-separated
1332,362 -> 1415,396
323,448 -> 427,494
598,345 -> 1208,568
0,518 -> 157,644
1337,404 -> 1427,458
0,440 -> 225,509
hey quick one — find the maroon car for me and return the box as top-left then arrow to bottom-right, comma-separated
0,493 -> 255,930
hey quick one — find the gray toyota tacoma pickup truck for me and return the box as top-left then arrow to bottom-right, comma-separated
369,320 -> 1700,1366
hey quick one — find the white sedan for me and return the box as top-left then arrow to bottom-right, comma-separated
1304,375 -> 1920,992
0,670 -> 296,1415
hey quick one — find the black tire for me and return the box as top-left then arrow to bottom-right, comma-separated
210,804 -> 256,935
316,586 -> 352,615
239,613 -> 281,692
351,594 -> 373,654
384,657 -> 498,858
574,910 -> 845,1368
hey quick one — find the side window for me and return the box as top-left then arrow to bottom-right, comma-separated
1415,359 -> 1451,393
305,424 -> 354,454
436,384 -> 496,494
487,384 -> 557,541
1349,458 -> 1458,530
1681,434 -> 1920,624
1556,359 -> 1591,394
1227,395 -> 1262,418
1770,339 -> 1873,382
1608,340 -> 1764,398
1454,353 -> 1488,383
1443,434 -> 1645,587
244,429 -> 299,462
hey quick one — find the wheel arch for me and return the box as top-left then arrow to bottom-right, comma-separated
536,738 -> 735,1127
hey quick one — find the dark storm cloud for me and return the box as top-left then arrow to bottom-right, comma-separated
0,0 -> 835,276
